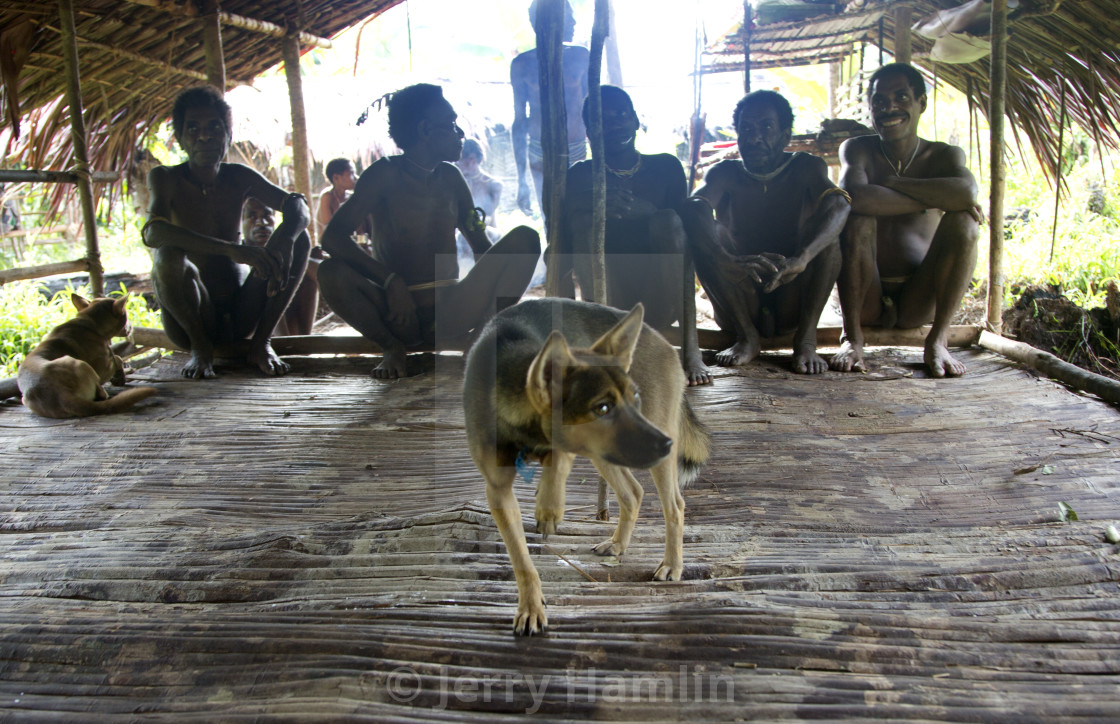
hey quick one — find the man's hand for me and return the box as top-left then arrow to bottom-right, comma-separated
969,202 -> 985,225
763,254 -> 808,293
384,274 -> 417,329
727,252 -> 783,286
518,182 -> 533,215
236,245 -> 285,293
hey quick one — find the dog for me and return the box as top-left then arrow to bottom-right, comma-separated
463,298 -> 710,635
18,293 -> 157,418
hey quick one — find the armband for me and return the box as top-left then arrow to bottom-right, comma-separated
281,192 -> 309,215
817,187 -> 852,205
467,207 -> 487,233
383,271 -> 399,288
141,215 -> 171,239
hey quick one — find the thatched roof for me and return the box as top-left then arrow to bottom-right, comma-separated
703,0 -> 1120,181
0,0 -> 404,188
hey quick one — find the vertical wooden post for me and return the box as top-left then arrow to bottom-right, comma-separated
201,0 -> 226,92
742,1 -> 752,93
604,0 -> 623,87
893,3 -> 912,65
282,32 -> 314,237
540,0 -> 569,297
987,0 -> 1008,334
58,0 -> 103,296
586,0 -> 609,305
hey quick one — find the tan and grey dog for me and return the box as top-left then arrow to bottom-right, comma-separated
463,298 -> 710,635
18,293 -> 156,418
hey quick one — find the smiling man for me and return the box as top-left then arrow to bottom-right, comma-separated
681,89 -> 850,374
830,62 -> 981,377
144,86 -> 311,379
317,83 -> 540,379
562,86 -> 709,386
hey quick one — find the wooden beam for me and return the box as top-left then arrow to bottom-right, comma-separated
201,0 -> 225,91
893,3 -> 912,64
117,0 -> 331,49
58,0 -> 103,296
282,32 -> 313,236
585,0 -> 608,304
0,259 -> 89,285
987,0 -> 1008,334
0,170 -> 119,184
539,0 -> 568,297
742,1 -> 752,92
979,331 -> 1120,406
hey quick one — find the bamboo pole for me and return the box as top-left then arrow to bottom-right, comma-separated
118,0 -> 331,48
987,0 -> 1008,334
585,0 -> 608,305
893,3 -> 912,64
979,331 -> 1120,406
282,32 -> 314,238
540,0 -> 569,297
0,170 -> 119,184
742,1 -> 752,93
57,0 -> 103,296
0,259 -> 89,286
201,0 -> 226,92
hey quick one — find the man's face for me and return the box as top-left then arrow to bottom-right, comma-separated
177,106 -> 230,167
421,98 -> 465,163
869,72 -> 927,142
601,97 -> 640,152
736,104 -> 791,173
241,198 -> 274,246
333,164 -> 357,191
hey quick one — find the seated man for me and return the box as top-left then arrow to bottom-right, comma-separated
316,157 -> 359,230
144,86 -> 310,379
243,197 -> 320,335
830,62 -> 981,377
681,90 -> 849,374
318,83 -> 541,379
562,85 -> 710,386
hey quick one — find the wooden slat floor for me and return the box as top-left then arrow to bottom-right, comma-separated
2,345 -> 1119,721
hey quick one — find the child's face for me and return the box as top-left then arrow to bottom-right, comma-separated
333,165 -> 357,191
456,154 -> 481,176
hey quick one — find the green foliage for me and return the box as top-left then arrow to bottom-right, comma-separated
0,281 -> 160,379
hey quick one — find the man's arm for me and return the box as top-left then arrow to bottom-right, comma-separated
510,56 -> 533,214
765,157 -> 850,292
841,138 -> 977,216
143,165 -> 282,281
453,166 -> 493,258
316,190 -> 334,229
880,144 -> 979,214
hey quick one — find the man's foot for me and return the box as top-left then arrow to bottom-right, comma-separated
181,348 -> 216,379
714,338 -> 760,367
829,340 -> 866,372
249,341 -> 290,376
925,341 -> 967,378
793,346 -> 829,375
684,356 -> 713,386
372,347 -> 408,379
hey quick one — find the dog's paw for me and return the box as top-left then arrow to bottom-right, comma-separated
535,507 -> 564,536
513,598 -> 548,636
592,539 -> 624,557
653,560 -> 683,581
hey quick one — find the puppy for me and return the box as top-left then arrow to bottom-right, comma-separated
18,293 -> 156,418
463,299 -> 710,635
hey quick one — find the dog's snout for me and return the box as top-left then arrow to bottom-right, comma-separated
655,434 -> 673,457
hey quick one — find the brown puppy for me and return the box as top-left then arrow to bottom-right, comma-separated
18,293 -> 157,418
463,298 -> 711,635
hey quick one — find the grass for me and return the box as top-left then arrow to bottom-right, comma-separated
0,281 -> 162,379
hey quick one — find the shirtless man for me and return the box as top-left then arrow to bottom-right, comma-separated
316,157 -> 358,230
681,90 -> 849,374
510,0 -> 589,215
317,83 -> 541,379
144,86 -> 310,379
242,197 -> 319,335
830,63 -> 981,377
456,139 -> 502,237
563,85 -> 710,386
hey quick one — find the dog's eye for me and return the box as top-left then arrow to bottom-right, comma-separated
593,400 -> 613,417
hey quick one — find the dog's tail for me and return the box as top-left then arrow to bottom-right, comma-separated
29,386 -> 159,419
676,396 -> 710,489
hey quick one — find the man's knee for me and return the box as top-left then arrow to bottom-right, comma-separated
841,213 -> 876,251
648,209 -> 686,254
940,210 -> 980,248
497,225 -> 542,257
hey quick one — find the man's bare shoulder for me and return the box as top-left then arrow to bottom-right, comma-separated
510,50 -> 537,75
563,44 -> 590,63
643,152 -> 685,170
704,158 -> 743,185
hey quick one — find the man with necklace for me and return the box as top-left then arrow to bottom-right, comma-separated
682,89 -> 849,374
144,86 -> 311,379
831,62 -> 981,377
561,85 -> 710,386
318,83 -> 540,379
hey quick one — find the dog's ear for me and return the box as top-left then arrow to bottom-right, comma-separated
71,293 -> 91,311
113,293 -> 130,314
590,303 -> 644,372
527,330 -> 575,413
